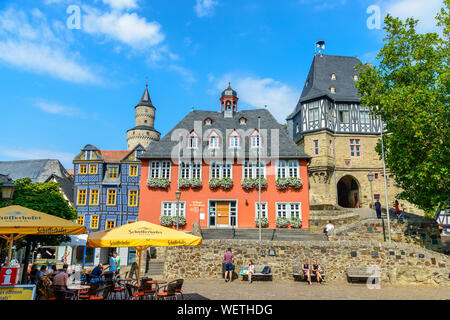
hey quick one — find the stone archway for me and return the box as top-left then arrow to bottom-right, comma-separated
337,175 -> 360,208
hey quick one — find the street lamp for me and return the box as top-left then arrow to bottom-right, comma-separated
367,173 -> 374,218
175,189 -> 182,231
0,174 -> 15,201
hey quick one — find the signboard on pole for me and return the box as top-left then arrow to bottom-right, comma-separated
0,285 -> 36,300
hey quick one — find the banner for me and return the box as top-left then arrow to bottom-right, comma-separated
0,285 -> 36,300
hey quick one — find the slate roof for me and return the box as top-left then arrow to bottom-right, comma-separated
140,108 -> 310,160
45,174 -> 75,204
287,54 -> 362,120
135,84 -> 154,108
0,159 -> 71,183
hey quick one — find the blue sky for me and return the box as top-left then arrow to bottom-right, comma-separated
0,0 -> 444,169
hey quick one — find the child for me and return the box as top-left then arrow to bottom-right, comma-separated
248,260 -> 255,284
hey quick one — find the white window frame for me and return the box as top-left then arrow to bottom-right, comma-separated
229,131 -> 240,148
243,161 -> 266,179
250,130 -> 261,148
276,160 -> 299,178
308,101 -> 319,123
208,133 -> 219,149
149,161 -> 171,179
210,162 -> 232,179
180,162 -> 202,179
188,132 -> 199,149
161,201 -> 186,217
276,202 -> 302,220
255,202 -> 268,219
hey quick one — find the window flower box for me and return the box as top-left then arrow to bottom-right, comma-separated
147,178 -> 170,189
255,217 -> 269,228
276,217 -> 289,228
190,178 -> 203,189
209,178 -> 221,190
172,215 -> 186,227
275,178 -> 290,190
290,217 -> 302,228
242,178 -> 267,190
159,215 -> 173,227
287,177 -> 303,189
220,177 -> 233,190
178,178 -> 191,189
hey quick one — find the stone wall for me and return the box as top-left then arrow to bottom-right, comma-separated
309,206 -> 360,233
328,213 -> 444,253
161,239 -> 449,286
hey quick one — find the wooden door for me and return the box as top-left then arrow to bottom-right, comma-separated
216,201 -> 230,225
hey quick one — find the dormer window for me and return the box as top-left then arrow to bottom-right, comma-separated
204,118 -> 212,125
240,117 -> 247,125
330,87 -> 336,94
188,131 -> 199,149
208,131 -> 219,149
331,73 -> 336,80
353,74 -> 359,81
250,130 -> 261,148
229,130 -> 240,148
305,80 -> 309,87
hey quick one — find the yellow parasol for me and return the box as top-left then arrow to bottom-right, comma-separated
86,221 -> 202,285
0,205 -> 87,264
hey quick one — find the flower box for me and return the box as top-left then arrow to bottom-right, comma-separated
276,217 -> 289,228
255,217 -> 269,228
159,215 -> 173,227
147,178 -> 170,189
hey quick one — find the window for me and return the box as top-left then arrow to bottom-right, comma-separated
338,104 -> 349,124
129,165 -> 138,177
276,203 -> 302,220
76,215 -> 85,225
276,160 -> 299,178
330,87 -> 336,93
210,162 -> 232,179
243,161 -> 266,179
89,164 -> 97,174
374,173 -> 379,180
90,189 -> 99,205
188,132 -> 199,149
240,118 -> 247,125
331,73 -> 336,80
77,189 -> 87,205
208,133 -> 219,149
150,161 -> 171,179
204,118 -> 212,125
90,216 -> 99,229
295,124 -> 299,133
255,202 -> 268,219
161,202 -> 186,216
128,190 -> 138,207
229,131 -> 240,148
360,106 -> 371,124
374,194 -> 380,201
251,131 -> 260,148
107,189 -> 117,205
308,101 -> 319,123
108,167 -> 118,179
106,220 -> 116,229
313,140 -> 319,156
84,150 -> 93,160
180,162 -> 201,179
353,74 -> 359,81
350,139 -> 361,157
79,164 -> 87,175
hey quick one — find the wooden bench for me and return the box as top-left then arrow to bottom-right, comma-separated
346,266 -> 380,283
292,265 -> 325,282
241,265 -> 272,281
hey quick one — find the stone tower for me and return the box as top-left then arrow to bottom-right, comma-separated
127,83 -> 161,150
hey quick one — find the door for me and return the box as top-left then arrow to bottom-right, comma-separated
216,201 -> 230,226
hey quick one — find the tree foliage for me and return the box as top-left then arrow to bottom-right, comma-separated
355,1 -> 449,214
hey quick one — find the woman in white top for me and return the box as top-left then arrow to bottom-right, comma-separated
248,260 -> 255,284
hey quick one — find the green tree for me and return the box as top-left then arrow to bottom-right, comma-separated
0,178 -> 77,283
355,1 -> 449,215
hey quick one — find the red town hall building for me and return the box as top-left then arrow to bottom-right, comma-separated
138,84 -> 311,231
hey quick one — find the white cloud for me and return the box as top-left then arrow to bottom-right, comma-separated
35,100 -> 85,117
168,65 -> 196,83
382,0 -> 443,33
299,0 -> 347,10
1,148 -> 75,169
194,0 -> 219,17
0,8 -> 100,84
82,6 -> 165,50
213,74 -> 299,123
102,0 -> 139,11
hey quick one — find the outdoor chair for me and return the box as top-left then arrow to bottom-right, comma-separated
155,282 -> 177,300
142,281 -> 157,300
162,279 -> 184,300
125,283 -> 145,300
111,283 -> 127,300
90,284 -> 112,301
79,283 -> 99,300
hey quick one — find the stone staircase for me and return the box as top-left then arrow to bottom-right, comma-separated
145,259 -> 165,276
200,228 -> 327,241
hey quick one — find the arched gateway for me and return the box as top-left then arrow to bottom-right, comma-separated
337,175 -> 360,208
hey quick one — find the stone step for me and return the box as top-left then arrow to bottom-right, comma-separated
200,228 -> 326,241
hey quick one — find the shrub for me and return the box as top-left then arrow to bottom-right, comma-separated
172,215 -> 186,226
159,215 -> 173,226
255,217 -> 269,228
147,178 -> 170,189
290,217 -> 302,228
276,217 -> 289,228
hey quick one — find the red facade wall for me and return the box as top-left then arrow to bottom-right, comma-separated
138,159 -> 310,230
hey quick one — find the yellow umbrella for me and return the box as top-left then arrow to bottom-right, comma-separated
0,205 -> 87,264
86,221 -> 202,285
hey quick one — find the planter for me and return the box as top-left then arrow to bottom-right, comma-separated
276,177 -> 303,190
159,215 -> 173,227
147,178 -> 170,189
275,178 -> 290,190
242,178 -> 267,190
288,177 -> 303,189
209,178 -> 221,190
172,215 -> 186,227
290,217 -> 302,228
255,217 -> 269,228
220,177 -> 233,190
276,217 -> 289,228
178,178 -> 191,189
190,178 -> 203,189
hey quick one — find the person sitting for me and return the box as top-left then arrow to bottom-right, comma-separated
323,221 -> 335,235
90,264 -> 104,283
51,264 -> 73,300
247,260 -> 255,284
37,266 -> 52,300
48,264 -> 58,282
302,260 -> 312,285
312,261 -> 324,284
29,264 -> 40,285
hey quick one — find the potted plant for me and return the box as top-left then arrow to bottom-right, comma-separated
172,215 -> 186,227
290,217 -> 302,228
276,217 -> 289,228
159,215 -> 173,227
255,217 -> 269,228
220,177 -> 233,190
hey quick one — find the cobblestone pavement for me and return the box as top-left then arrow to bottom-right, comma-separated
178,279 -> 450,300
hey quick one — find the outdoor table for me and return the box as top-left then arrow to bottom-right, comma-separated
146,280 -> 167,292
67,284 -> 91,300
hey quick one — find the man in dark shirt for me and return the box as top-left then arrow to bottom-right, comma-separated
375,200 -> 382,219
223,248 -> 234,283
